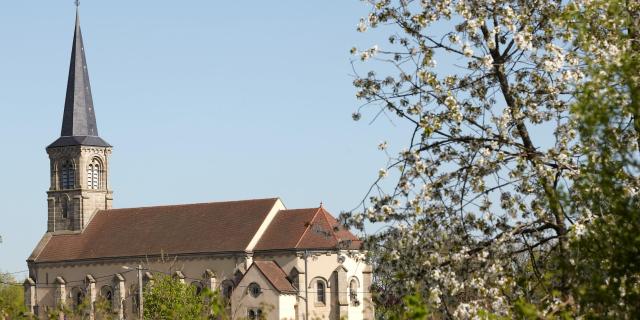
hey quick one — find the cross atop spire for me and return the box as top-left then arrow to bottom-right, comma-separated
48,9 -> 110,149
75,0 -> 80,8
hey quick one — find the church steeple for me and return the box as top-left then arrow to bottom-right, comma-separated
45,9 -> 113,233
49,9 -> 110,149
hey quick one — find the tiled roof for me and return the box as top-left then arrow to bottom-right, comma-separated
31,200 -> 361,264
252,261 -> 296,294
254,207 -> 360,251
32,198 -> 279,262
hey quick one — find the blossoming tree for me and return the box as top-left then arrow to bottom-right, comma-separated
345,0 -> 639,317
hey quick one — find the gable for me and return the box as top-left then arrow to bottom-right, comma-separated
254,207 -> 361,251
239,261 -> 296,294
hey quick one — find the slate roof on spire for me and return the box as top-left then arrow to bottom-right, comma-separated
48,10 -> 110,149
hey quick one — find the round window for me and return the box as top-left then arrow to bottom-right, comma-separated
248,282 -> 261,297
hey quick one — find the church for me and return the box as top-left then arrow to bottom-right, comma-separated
24,9 -> 373,320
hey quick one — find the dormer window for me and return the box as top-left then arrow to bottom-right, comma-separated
60,161 -> 75,189
87,158 -> 101,189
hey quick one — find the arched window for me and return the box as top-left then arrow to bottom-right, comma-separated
61,197 -> 69,219
316,281 -> 325,304
87,158 -> 101,189
350,279 -> 359,306
100,285 -> 113,308
60,161 -> 75,189
71,287 -> 84,308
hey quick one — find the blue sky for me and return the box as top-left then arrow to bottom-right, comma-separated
0,1 -> 410,274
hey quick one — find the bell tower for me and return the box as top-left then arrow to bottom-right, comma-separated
46,10 -> 113,233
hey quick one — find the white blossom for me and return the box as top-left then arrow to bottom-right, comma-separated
357,18 -> 367,32
481,54 -> 494,68
462,42 -> 474,57
514,31 -> 533,51
347,0 -> 638,317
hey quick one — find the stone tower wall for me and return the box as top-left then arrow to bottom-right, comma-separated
46,145 -> 112,232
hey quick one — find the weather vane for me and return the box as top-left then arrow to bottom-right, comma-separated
75,0 -> 80,8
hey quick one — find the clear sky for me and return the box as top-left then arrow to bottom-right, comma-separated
0,1 -> 409,274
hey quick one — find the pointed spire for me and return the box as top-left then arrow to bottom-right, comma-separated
62,10 -> 98,137
49,9 -> 110,148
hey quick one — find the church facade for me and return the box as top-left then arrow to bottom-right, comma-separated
25,11 -> 373,320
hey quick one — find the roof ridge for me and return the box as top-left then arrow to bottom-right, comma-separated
280,208 -> 319,212
294,207 -> 323,249
99,197 -> 279,212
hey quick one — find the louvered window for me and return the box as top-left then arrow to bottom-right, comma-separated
60,161 -> 75,189
87,159 -> 101,189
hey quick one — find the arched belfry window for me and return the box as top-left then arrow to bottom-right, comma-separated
87,158 -> 101,190
60,161 -> 75,190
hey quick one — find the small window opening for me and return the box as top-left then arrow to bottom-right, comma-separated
248,282 -> 261,298
248,308 -> 262,320
101,285 -> 113,305
61,198 -> 69,219
74,290 -> 84,308
350,279 -> 360,306
316,281 -> 325,304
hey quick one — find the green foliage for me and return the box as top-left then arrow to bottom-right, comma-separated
46,295 -> 117,320
374,288 -> 430,320
559,0 -> 640,318
399,290 -> 430,320
0,273 -> 26,319
143,274 -> 228,320
43,275 -> 228,320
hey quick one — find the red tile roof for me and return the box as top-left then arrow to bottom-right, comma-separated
32,198 -> 279,262
31,200 -> 361,264
251,260 -> 296,294
254,207 -> 360,251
